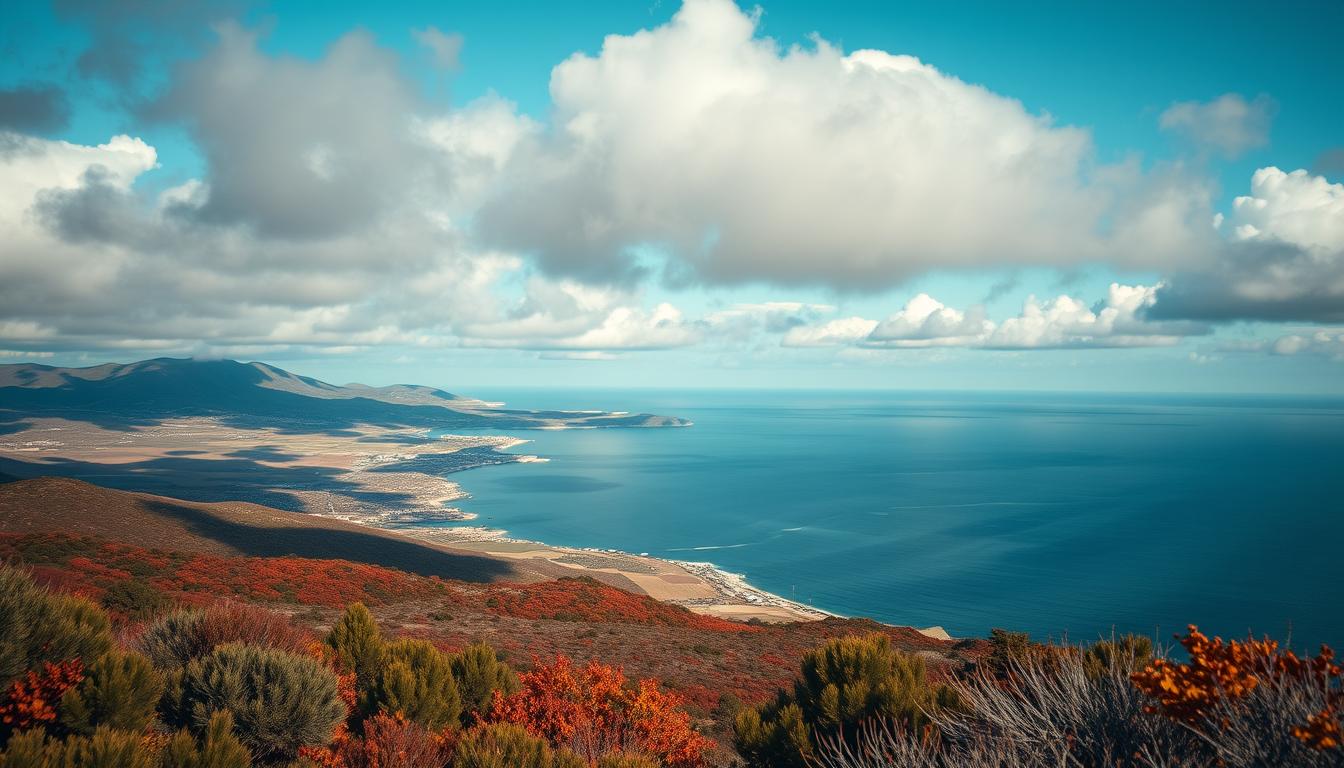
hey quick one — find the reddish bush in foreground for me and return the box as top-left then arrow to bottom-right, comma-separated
1133,625 -> 1344,752
0,659 -> 84,732
491,655 -> 711,768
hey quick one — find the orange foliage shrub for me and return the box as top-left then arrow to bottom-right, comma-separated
490,655 -> 711,768
298,714 -> 453,768
1133,625 -> 1343,751
0,660 -> 84,731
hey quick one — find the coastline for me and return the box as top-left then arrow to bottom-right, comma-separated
378,519 -> 834,624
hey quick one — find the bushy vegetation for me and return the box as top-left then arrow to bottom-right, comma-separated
450,643 -> 519,727
794,628 -> 1344,768
451,723 -> 582,768
1,566 -> 112,689
139,603 -> 312,671
734,634 -> 959,767
5,548 -> 1343,768
59,651 -> 164,735
370,639 -> 461,731
163,643 -> 345,762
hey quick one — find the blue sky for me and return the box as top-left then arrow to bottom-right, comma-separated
1,0 -> 1342,393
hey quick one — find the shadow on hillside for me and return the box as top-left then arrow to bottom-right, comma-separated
0,454 -> 415,512
142,499 -> 517,583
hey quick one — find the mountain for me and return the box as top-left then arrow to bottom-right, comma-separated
0,357 -> 688,430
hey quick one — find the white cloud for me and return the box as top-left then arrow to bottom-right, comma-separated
782,284 -> 1206,350
782,317 -> 878,348
1270,332 -> 1344,360
1159,93 -> 1275,158
1152,167 -> 1344,322
866,294 -> 992,347
1229,167 -> 1344,251
477,0 -> 1211,289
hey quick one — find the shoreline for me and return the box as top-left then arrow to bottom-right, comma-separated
383,519 -> 835,624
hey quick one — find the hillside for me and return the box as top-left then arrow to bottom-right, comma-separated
0,480 -> 977,763
0,476 -> 623,588
0,357 -> 689,430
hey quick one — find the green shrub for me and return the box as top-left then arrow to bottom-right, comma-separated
1082,634 -> 1154,679
734,634 -> 959,768
0,726 -> 155,768
98,581 -> 168,622
160,712 -> 252,768
325,604 -> 383,709
60,651 -> 164,735
371,639 -> 460,731
137,610 -> 207,670
733,703 -> 811,768
0,564 -> 113,688
449,643 -> 518,724
450,723 -> 578,768
987,628 -> 1034,675
166,644 -> 344,762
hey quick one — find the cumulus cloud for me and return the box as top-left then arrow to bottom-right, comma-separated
782,317 -> 879,348
145,24 -> 452,239
1152,167 -> 1344,322
782,284 -> 1208,350
1159,93 -> 1275,158
1270,332 -> 1344,360
476,0 -> 1212,289
867,294 -> 992,347
455,278 -> 702,351
0,121 -> 675,356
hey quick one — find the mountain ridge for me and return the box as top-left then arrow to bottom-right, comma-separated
0,357 -> 688,430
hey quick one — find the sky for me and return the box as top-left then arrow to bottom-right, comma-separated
1,0 -> 1342,394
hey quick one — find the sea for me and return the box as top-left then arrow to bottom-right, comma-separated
436,389 -> 1344,650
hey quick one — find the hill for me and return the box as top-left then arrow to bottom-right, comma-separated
0,476 -> 616,587
0,357 -> 689,430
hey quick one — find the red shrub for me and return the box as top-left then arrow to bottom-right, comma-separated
0,660 -> 84,731
490,655 -> 711,768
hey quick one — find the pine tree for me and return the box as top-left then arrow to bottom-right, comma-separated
325,604 -> 383,710
59,651 -> 164,735
371,639 -> 460,731
734,634 -> 959,768
449,643 -> 518,725
161,712 -> 252,768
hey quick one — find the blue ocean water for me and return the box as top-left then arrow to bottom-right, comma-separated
438,389 -> 1344,649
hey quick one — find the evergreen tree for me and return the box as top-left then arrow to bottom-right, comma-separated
734,634 -> 959,768
371,639 -> 460,731
161,712 -> 252,768
325,604 -> 383,710
60,651 -> 164,735
449,643 -> 518,724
